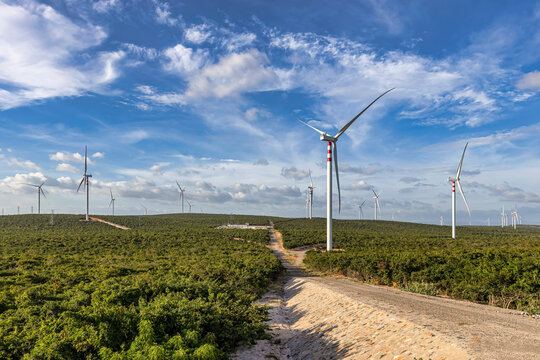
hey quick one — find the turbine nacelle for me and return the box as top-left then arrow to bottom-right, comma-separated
320,134 -> 337,142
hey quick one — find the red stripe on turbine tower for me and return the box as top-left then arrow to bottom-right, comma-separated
327,142 -> 332,162
452,181 -> 455,192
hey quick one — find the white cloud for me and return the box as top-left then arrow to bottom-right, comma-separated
517,71 -> 540,90
245,107 -> 270,121
56,163 -> 78,173
269,30 -> 518,131
121,129 -> 150,144
49,152 -> 88,164
281,167 -> 310,180
153,0 -> 178,26
184,24 -> 212,44
0,1 -> 124,109
123,43 -> 158,61
222,32 -> 256,51
163,44 -> 208,75
92,152 -> 105,159
93,0 -> 119,13
186,50 -> 278,98
343,180 -> 372,190
6,158 -> 41,171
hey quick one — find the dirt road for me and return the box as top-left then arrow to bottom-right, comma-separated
235,229 -> 539,360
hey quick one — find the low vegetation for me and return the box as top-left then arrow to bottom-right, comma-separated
0,214 -> 281,359
273,218 -> 540,314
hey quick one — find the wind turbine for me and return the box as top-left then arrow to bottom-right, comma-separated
358,200 -> 366,220
304,187 -> 310,218
187,200 -> 193,213
176,181 -> 185,213
24,181 -> 47,214
308,170 -> 315,219
141,204 -> 148,216
298,88 -> 394,250
109,189 -> 116,216
372,189 -> 382,220
448,142 -> 471,239
77,146 -> 92,221
501,206 -> 505,228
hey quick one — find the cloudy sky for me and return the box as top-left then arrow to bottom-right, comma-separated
1,0 -> 539,224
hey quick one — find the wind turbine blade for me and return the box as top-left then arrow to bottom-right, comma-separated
109,199 -> 113,207
23,183 -> 39,187
335,88 -> 395,139
77,177 -> 85,192
361,200 -> 366,207
84,146 -> 88,173
176,180 -> 181,189
41,188 -> 47,200
333,142 -> 341,213
40,180 -> 47,187
297,118 -> 325,135
110,189 -> 113,199
456,142 -> 468,178
377,191 -> 383,197
309,170 -> 313,187
372,188 -> 377,197
456,180 -> 471,217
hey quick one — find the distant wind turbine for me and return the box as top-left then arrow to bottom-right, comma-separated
176,181 -> 185,213
298,88 -> 395,250
358,200 -> 366,220
77,146 -> 92,221
109,189 -> 116,216
308,170 -> 315,219
141,204 -> 148,216
24,181 -> 46,214
501,206 -> 505,228
448,142 -> 471,239
372,189 -> 382,220
187,200 -> 193,213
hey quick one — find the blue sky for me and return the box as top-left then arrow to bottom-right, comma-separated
1,0 -> 540,224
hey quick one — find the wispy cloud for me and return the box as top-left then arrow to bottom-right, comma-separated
0,0 -> 124,109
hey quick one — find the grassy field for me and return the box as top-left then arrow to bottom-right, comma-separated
0,214 -> 280,360
273,218 -> 540,314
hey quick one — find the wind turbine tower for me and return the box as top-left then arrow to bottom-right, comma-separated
299,89 -> 394,251
448,143 -> 471,239
109,189 -> 116,216
176,181 -> 185,213
372,189 -> 382,220
77,146 -> 92,221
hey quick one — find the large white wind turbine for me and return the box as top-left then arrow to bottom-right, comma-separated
298,88 -> 394,250
372,189 -> 382,220
176,181 -> 185,213
109,189 -> 116,216
358,200 -> 366,220
24,181 -> 46,214
77,146 -> 92,221
448,143 -> 471,238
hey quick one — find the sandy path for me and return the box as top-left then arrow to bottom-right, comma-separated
234,229 -> 539,360
89,217 -> 131,230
